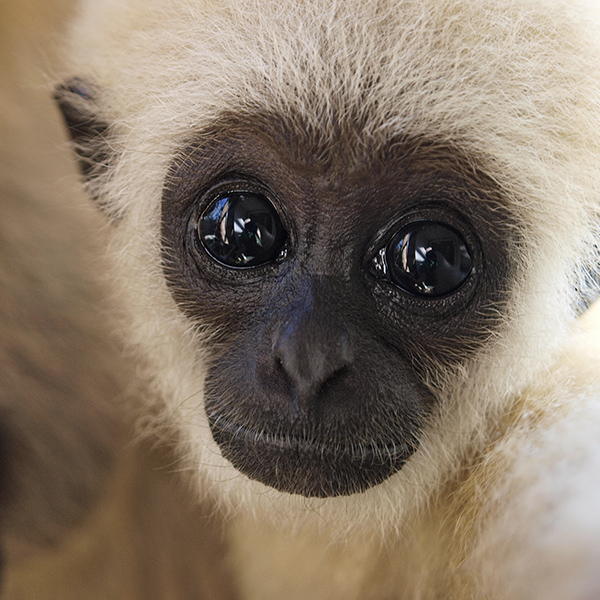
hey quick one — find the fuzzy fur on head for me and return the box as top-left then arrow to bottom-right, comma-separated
58,0 -> 600,532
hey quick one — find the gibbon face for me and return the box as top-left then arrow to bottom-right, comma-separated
160,117 -> 513,497
56,0 -> 600,508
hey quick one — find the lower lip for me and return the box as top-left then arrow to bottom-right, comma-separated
208,414 -> 417,498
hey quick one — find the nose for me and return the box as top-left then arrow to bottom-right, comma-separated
273,284 -> 354,411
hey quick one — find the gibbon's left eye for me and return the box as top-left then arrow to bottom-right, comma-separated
198,190 -> 287,268
381,221 -> 473,297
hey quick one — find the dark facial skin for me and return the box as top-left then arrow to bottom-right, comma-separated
160,113 -> 515,498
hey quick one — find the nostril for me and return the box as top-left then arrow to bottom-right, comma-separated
274,331 -> 353,411
316,363 -> 350,398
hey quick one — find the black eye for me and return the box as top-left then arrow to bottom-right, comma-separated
198,191 -> 287,268
387,221 -> 473,297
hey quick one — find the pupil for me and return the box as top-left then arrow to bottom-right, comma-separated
199,191 -> 286,268
387,221 -> 473,297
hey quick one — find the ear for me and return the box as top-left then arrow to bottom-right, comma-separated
54,78 -> 115,214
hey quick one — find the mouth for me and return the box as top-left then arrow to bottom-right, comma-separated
208,414 -> 418,497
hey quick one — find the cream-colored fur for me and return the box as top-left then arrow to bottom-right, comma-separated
224,305 -> 600,600
8,0 -> 600,597
59,0 -> 600,519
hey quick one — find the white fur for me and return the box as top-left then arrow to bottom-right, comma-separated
58,0 -> 600,596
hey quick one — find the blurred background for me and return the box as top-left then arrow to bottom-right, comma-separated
0,3 -> 236,599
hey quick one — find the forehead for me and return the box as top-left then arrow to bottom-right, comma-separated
175,109 -> 482,185
73,0 -> 558,147
181,93 -> 491,212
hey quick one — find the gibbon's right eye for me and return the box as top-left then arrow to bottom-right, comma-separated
387,221 -> 473,297
198,190 -> 288,268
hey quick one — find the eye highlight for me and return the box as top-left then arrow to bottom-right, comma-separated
376,221 -> 474,298
198,190 -> 287,268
